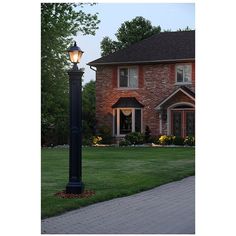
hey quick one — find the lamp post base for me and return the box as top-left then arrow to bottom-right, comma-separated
66,181 -> 84,194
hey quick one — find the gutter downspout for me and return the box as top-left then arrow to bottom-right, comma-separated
89,65 -> 97,72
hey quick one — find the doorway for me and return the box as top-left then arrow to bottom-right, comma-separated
171,108 -> 195,137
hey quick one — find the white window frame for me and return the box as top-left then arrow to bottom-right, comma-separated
175,64 -> 192,85
113,108 -> 143,137
118,66 -> 139,89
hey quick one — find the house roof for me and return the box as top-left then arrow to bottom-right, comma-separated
155,86 -> 195,110
112,97 -> 144,108
88,30 -> 195,66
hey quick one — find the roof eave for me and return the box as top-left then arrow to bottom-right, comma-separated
87,58 -> 195,67
155,87 -> 195,110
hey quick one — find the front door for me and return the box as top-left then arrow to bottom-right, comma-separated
171,110 -> 195,137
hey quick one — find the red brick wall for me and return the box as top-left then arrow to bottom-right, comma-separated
95,62 -> 195,136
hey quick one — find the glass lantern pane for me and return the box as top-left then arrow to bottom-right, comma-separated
69,50 -> 83,63
77,51 -> 83,63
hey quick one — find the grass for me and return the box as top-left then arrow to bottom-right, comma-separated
41,147 -> 195,219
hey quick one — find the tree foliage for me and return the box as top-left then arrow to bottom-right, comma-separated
163,26 -> 192,32
100,16 -> 161,56
82,80 -> 96,138
177,26 -> 192,31
41,3 -> 100,146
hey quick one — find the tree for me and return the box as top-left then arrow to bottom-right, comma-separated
41,3 -> 100,146
82,80 -> 96,139
177,26 -> 192,31
100,16 -> 161,56
99,37 -> 120,56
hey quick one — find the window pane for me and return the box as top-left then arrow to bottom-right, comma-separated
119,68 -> 128,87
173,111 -> 182,137
177,67 -> 184,83
186,111 -> 195,136
129,68 -> 138,88
135,109 -> 141,132
184,65 -> 191,82
120,109 -> 132,134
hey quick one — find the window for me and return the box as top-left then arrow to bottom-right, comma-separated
113,108 -> 142,136
176,64 -> 192,84
120,109 -> 132,135
119,67 -> 138,88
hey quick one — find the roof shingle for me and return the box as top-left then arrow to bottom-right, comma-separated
88,30 -> 195,66
112,97 -> 144,108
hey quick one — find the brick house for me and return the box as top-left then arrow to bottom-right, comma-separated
88,31 -> 195,139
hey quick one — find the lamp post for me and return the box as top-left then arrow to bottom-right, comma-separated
66,42 -> 84,194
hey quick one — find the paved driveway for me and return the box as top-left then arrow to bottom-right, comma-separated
42,176 -> 195,234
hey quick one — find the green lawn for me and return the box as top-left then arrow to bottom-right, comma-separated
41,147 -> 195,218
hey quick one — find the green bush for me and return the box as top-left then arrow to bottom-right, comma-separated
172,136 -> 185,145
184,136 -> 195,146
125,132 -> 145,145
144,125 -> 151,143
119,139 -> 131,146
82,137 -> 92,146
98,125 -> 113,144
149,135 -> 161,144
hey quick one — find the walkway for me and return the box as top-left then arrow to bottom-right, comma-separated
42,176 -> 195,234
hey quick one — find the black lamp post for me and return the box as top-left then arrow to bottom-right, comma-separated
66,42 -> 84,194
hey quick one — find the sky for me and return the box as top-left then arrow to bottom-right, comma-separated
74,3 -> 195,85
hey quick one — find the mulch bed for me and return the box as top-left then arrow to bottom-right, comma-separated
55,190 -> 96,199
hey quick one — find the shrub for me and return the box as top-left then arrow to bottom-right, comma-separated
172,136 -> 185,145
159,135 -> 174,145
92,136 -> 102,145
82,137 -> 92,146
98,125 -> 113,144
144,125 -> 151,143
184,136 -> 195,146
125,132 -> 145,145
119,139 -> 131,147
149,135 -> 161,144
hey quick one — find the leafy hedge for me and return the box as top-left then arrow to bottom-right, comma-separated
119,132 -> 195,146
158,135 -> 195,146
125,132 -> 145,145
82,131 -> 195,147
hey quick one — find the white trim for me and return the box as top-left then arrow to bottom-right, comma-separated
175,82 -> 192,85
132,108 -> 135,132
88,58 -> 195,66
141,109 -> 144,133
116,88 -> 138,91
117,109 -> 120,136
159,113 -> 162,134
167,102 -> 195,135
155,87 -> 195,110
112,109 -> 115,136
